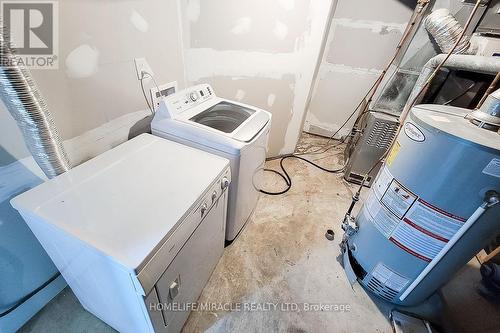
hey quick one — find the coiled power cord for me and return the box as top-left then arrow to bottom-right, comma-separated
259,153 -> 346,195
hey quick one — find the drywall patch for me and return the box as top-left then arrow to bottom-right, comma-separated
319,63 -> 382,77
130,10 -> 149,32
235,89 -> 246,101
65,44 -> 99,79
267,94 -> 276,107
185,0 -> 200,22
325,23 -> 403,70
273,21 -> 288,40
185,0 -> 310,53
231,17 -> 252,35
184,48 -> 301,82
334,0 -> 413,24
306,69 -> 379,138
332,18 -> 406,34
278,0 -> 295,11
303,112 -> 349,139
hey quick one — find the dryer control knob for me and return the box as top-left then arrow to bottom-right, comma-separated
212,191 -> 218,203
189,92 -> 198,102
221,177 -> 230,190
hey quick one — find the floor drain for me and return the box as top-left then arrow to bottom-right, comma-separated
325,229 -> 335,241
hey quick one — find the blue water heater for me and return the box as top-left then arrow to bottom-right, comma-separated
344,104 -> 500,306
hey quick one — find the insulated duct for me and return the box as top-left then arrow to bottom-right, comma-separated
0,24 -> 70,178
424,8 -> 473,54
401,54 -> 500,120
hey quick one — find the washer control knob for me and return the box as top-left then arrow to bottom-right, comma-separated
189,91 -> 198,102
211,190 -> 218,203
200,203 -> 208,217
221,177 -> 230,190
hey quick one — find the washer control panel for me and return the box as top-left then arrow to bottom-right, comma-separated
166,84 -> 214,115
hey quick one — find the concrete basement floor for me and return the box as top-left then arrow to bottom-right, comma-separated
19,134 -> 500,333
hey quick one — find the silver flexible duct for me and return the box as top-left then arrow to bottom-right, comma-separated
424,8 -> 473,54
0,24 -> 70,178
401,54 -> 500,120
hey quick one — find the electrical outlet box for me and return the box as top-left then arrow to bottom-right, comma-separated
150,81 -> 178,110
134,58 -> 153,80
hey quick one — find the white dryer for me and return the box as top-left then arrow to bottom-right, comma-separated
11,134 -> 231,333
151,84 -> 271,242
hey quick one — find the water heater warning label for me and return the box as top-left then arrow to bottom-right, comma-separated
365,192 -> 399,238
389,199 -> 465,261
390,222 -> 445,262
368,166 -> 466,262
406,199 -> 465,240
381,180 -> 417,219
483,158 -> 500,178
371,263 -> 409,292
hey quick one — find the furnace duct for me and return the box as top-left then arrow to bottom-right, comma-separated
401,54 -> 500,120
0,23 -> 70,178
424,8 -> 473,54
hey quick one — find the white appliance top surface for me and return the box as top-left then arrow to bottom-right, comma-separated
413,105 -> 500,151
11,134 -> 229,270
151,84 -> 271,146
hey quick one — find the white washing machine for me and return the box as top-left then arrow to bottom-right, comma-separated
151,84 -> 271,242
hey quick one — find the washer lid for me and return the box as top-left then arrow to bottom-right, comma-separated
189,101 -> 269,142
189,101 -> 255,134
232,111 -> 270,142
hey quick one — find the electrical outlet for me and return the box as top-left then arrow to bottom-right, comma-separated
134,58 -> 153,80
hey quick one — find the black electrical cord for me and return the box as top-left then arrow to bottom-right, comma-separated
260,112 -> 353,196
259,154 -> 345,195
0,272 -> 61,318
260,94 -> 358,196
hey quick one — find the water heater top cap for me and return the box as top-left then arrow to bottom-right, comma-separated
411,104 -> 500,152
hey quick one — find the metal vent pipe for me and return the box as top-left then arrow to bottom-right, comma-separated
424,8 -> 473,54
0,24 -> 70,178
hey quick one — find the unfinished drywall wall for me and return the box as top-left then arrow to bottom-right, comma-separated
0,0 -> 186,308
33,0 -> 185,142
180,0 -> 334,157
303,0 -> 415,138
1,0 -> 186,165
